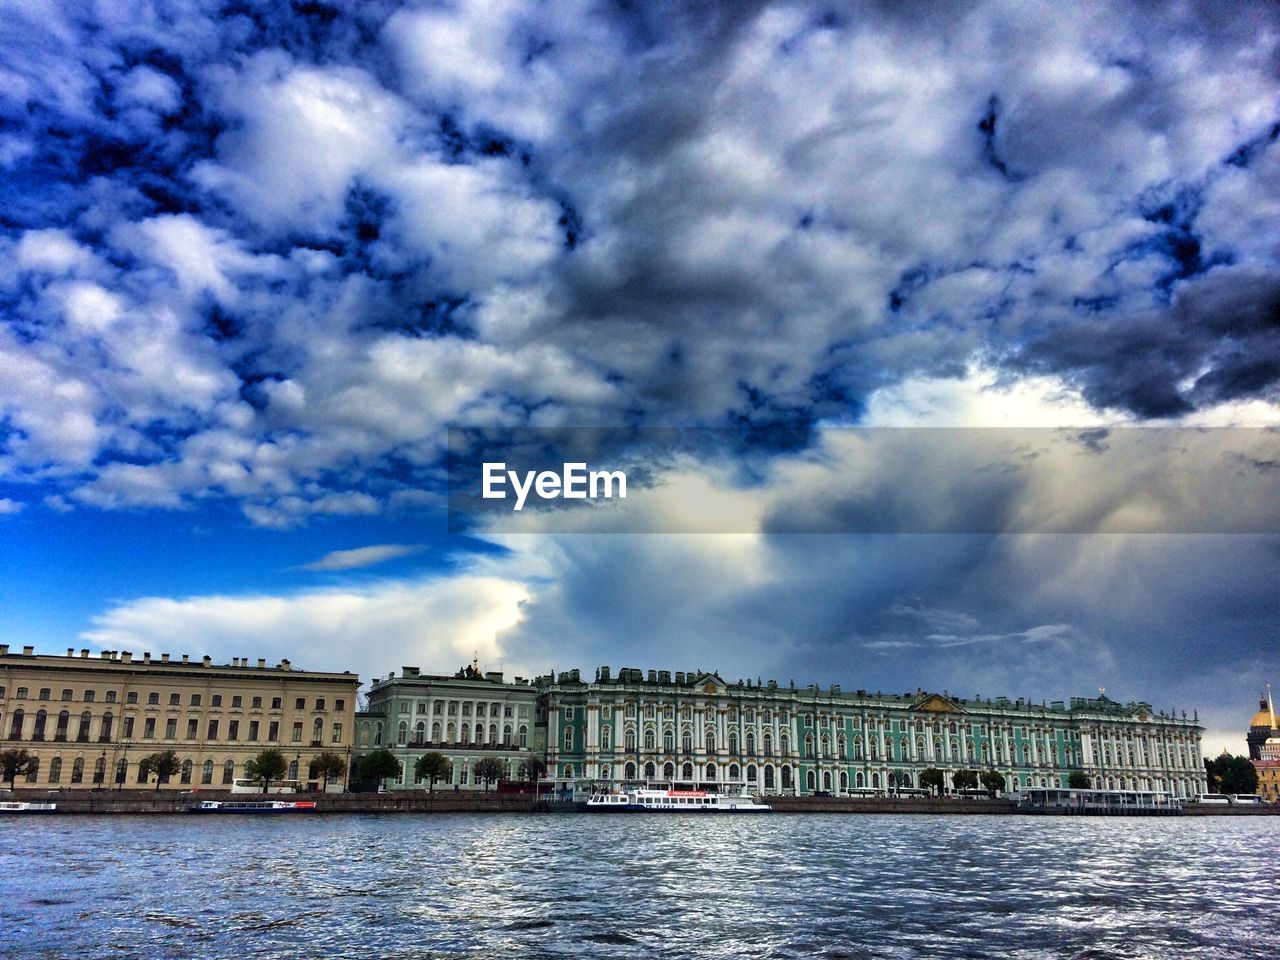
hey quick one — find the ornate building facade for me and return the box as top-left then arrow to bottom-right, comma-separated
1247,687 -> 1279,799
540,666 -> 1208,798
0,645 -> 359,790
356,661 -> 541,790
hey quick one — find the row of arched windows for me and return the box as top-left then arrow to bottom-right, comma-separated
6,709 -> 110,743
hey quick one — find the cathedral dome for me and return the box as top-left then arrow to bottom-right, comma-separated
1251,708 -> 1276,730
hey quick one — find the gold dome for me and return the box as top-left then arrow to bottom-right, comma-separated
1251,709 -> 1277,729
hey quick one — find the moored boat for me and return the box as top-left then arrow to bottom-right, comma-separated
0,801 -> 57,814
186,800 -> 317,814
586,787 -> 771,813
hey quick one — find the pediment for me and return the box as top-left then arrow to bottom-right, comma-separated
913,693 -> 964,714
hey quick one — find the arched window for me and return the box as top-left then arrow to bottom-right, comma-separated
315,718 -> 325,743
840,771 -> 848,791
288,760 -> 299,780
601,725 -> 611,751
729,763 -> 740,781
871,772 -> 880,789
223,760 -> 235,784
838,735 -> 847,759
746,764 -> 756,782
461,724 -> 471,745
625,762 -> 636,779
563,726 -> 573,752
625,728 -> 636,751
745,732 -> 755,755
374,723 -> 383,746
93,756 -> 106,784
25,757 -> 39,783
682,762 -> 694,781
764,765 -> 775,789
49,756 -> 63,783
763,732 -> 773,756
822,770 -> 832,791
397,721 -> 408,745
705,762 -> 716,780
488,724 -> 497,744
99,712 -> 113,742
663,762 -> 675,780
503,724 -> 513,746
728,733 -> 738,754
55,710 -> 69,741
413,720 -> 425,745
781,766 -> 792,789
644,761 -> 655,779
475,723 -> 484,743
180,760 -> 193,784
201,760 -> 214,784
681,731 -> 692,753
115,759 -> 127,784
32,710 -> 47,741
664,730 -> 675,752
77,711 -> 91,742
780,734 -> 790,756
7,709 -> 24,740
519,725 -> 528,748
432,722 -> 442,741
806,770 -> 816,790
71,757 -> 84,783
446,722 -> 456,742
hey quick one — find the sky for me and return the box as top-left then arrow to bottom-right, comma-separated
1,0 -> 1278,755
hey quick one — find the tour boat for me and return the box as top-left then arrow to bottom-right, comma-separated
186,800 -> 317,814
586,787 -> 771,813
0,800 -> 57,814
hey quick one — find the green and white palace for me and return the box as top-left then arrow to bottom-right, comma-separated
358,662 -> 1207,798
542,667 -> 1208,799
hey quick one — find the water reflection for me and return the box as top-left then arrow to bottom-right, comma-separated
0,814 -> 1275,958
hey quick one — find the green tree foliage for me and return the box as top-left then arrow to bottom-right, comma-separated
355,748 -> 402,789
414,752 -> 450,794
0,748 -> 33,788
919,768 -> 945,795
473,757 -> 505,791
308,752 -> 347,792
952,769 -> 979,791
1204,754 -> 1258,795
1067,771 -> 1091,789
980,771 -> 1006,796
139,750 -> 181,791
244,749 -> 289,792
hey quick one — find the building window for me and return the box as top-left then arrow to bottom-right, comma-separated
190,694 -> 201,707
122,717 -> 134,739
105,691 -> 116,703
252,697 -> 262,709
332,723 -> 342,743
186,718 -> 198,739
564,726 -> 573,751
126,692 -> 138,704
211,695 -> 222,707
148,692 -> 159,705
31,710 -> 47,741
93,756 -> 106,785
61,689 -> 73,702
137,763 -> 148,784
180,760 -> 192,784
71,758 -> 84,783
248,720 -> 259,741
84,690 -> 95,703
398,721 -> 407,745
14,687 -> 27,700
519,725 -> 528,748
169,694 -> 180,706
233,696 -> 243,708
295,698 -> 305,711
201,760 -> 214,785
99,712 -> 113,742
77,711 -> 91,742
271,698 -> 282,710
49,757 -> 62,783
287,760 -> 299,780
144,718 -> 156,739
228,720 -> 239,741
267,721 -> 279,741
223,760 -> 235,784
316,698 -> 326,711
115,759 -> 127,784
313,718 -> 324,744
38,688 -> 50,701
207,719 -> 219,740
292,722 -> 303,743
165,718 -> 177,738
336,699 -> 345,712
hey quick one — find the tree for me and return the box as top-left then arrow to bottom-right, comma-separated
308,752 -> 347,793
414,752 -> 450,795
474,757 -> 505,792
1067,771 -> 1090,789
1205,754 -> 1258,795
355,748 -> 401,790
980,771 -> 1006,797
245,749 -> 288,793
952,769 -> 979,791
518,757 -> 548,793
139,750 -> 181,791
0,748 -> 33,788
919,768 -> 945,796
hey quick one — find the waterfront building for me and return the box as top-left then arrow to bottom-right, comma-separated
0,645 -> 359,790
541,667 -> 1208,798
1247,687 -> 1279,799
356,660 -> 541,790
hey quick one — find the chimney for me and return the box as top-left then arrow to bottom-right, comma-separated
257,659 -> 266,669
0,644 -> 8,655
181,654 -> 189,664
202,656 -> 211,667
100,651 -> 111,659
143,653 -> 151,664
121,652 -> 132,663
79,648 -> 88,658
279,659 -> 291,670
67,648 -> 74,657
22,645 -> 33,656
160,653 -> 170,663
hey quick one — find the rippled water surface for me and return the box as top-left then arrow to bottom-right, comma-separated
1,813 -> 1275,959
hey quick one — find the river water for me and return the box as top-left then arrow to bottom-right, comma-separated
1,813 -> 1274,959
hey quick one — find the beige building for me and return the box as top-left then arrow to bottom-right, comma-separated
0,644 -> 360,790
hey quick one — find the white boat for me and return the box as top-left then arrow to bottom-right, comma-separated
0,801 -> 57,813
186,800 -> 317,814
586,787 -> 771,813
